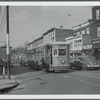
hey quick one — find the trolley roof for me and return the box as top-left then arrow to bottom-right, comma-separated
34,41 -> 68,49
46,41 -> 68,45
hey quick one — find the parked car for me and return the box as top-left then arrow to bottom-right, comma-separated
70,55 -> 100,70
27,60 -> 41,70
20,60 -> 28,67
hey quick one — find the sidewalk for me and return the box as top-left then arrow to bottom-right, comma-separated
0,75 -> 19,94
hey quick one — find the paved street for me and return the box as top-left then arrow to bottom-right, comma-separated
4,64 -> 100,94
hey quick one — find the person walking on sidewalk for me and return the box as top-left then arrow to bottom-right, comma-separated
40,57 -> 46,74
1,59 -> 6,78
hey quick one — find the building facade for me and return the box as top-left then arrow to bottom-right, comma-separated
43,27 -> 73,44
27,27 -> 72,52
65,20 -> 93,57
27,36 -> 43,53
92,6 -> 100,60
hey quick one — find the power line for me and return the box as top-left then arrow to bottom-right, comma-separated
67,7 -> 91,17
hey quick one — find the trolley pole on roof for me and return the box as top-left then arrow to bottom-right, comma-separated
6,6 -> 10,79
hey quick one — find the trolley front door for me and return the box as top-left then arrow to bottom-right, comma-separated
48,48 -> 52,68
45,45 -> 52,65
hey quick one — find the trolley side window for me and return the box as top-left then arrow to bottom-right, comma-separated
58,49 -> 66,56
53,49 -> 58,56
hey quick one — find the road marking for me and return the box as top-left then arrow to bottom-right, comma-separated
63,75 -> 69,78
71,72 -> 100,80
63,75 -> 100,87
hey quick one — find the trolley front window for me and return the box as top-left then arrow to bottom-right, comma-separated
54,49 -> 57,56
58,49 -> 66,56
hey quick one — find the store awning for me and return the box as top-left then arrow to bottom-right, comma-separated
92,38 -> 100,48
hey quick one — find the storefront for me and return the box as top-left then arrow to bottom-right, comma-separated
92,38 -> 100,60
82,45 -> 93,55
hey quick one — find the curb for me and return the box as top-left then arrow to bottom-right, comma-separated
0,82 -> 19,94
0,75 -> 19,94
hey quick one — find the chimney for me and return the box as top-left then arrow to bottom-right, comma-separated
60,26 -> 63,30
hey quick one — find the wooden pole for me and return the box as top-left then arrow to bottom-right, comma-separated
6,6 -> 10,79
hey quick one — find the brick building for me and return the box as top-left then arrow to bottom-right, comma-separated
27,27 -> 73,51
43,27 -> 73,44
65,20 -> 93,57
92,6 -> 100,60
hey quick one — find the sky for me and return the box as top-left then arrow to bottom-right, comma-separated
0,6 -> 92,48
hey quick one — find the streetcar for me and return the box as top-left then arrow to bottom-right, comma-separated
33,41 -> 70,72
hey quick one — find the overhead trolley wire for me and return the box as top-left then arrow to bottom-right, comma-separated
67,7 -> 91,17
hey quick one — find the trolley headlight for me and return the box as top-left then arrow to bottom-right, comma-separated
62,60 -> 65,64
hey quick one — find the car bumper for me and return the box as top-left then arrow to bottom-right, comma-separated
87,65 -> 100,69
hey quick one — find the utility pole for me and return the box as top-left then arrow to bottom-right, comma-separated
6,6 -> 10,79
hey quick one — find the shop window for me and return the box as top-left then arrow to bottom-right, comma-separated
97,25 -> 100,37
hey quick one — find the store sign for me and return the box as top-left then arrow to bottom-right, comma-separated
83,45 -> 92,49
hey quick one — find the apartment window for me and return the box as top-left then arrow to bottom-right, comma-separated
97,26 -> 100,37
53,33 -> 54,37
96,8 -> 100,20
70,43 -> 73,50
81,30 -> 85,34
44,37 -> 46,42
86,28 -> 89,34
49,35 -> 50,41
32,44 -> 34,47
73,32 -> 76,36
74,41 -> 77,47
77,31 -> 81,36
52,33 -> 55,41
51,34 -> 52,39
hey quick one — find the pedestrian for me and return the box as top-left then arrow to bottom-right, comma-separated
1,59 -> 6,79
40,57 -> 46,74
